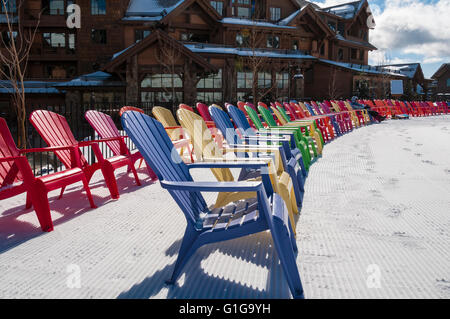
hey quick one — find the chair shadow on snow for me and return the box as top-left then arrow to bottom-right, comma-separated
117,208 -> 302,299
0,167 -> 155,254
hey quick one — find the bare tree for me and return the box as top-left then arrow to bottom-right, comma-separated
154,38 -> 183,112
237,6 -> 285,104
376,53 -> 392,99
0,0 -> 41,148
328,67 -> 342,100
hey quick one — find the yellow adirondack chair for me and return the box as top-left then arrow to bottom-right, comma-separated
152,106 -> 194,161
176,108 -> 299,233
270,106 -> 323,155
344,101 -> 370,125
332,101 -> 361,127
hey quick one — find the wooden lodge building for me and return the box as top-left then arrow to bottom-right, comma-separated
0,0 -> 431,111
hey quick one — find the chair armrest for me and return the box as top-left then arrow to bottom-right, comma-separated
160,180 -> 263,193
20,145 -> 77,154
20,145 -> 81,168
78,137 -> 124,147
0,155 -> 24,163
187,160 -> 270,171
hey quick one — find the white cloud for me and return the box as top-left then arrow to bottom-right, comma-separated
369,0 -> 450,65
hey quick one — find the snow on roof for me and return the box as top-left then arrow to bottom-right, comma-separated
52,72 -> 124,88
221,17 -> 297,29
335,34 -> 377,50
320,0 -> 364,19
0,81 -> 63,94
380,64 -> 420,78
185,44 -> 316,60
125,0 -> 184,20
319,59 -> 407,77
278,9 -> 302,26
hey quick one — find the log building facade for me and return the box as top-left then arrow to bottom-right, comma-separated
0,0 -> 430,110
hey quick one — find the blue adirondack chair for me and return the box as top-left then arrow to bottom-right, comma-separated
121,111 -> 305,299
226,104 -> 307,180
209,106 -> 305,208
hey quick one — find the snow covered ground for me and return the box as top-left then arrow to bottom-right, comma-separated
0,116 -> 449,299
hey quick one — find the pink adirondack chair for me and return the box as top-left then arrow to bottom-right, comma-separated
0,117 -> 96,232
29,110 -> 122,200
85,110 -> 158,181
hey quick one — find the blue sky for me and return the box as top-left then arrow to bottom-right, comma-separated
312,0 -> 450,78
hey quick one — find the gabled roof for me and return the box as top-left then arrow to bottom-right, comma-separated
380,63 -> 423,79
279,4 -> 334,37
103,29 -> 217,73
123,0 -> 221,23
320,0 -> 365,20
335,34 -> 377,50
432,63 -> 450,79
124,0 -> 184,21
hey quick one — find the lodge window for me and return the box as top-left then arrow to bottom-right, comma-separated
337,22 -> 345,35
359,49 -> 364,61
236,33 -> 250,47
338,48 -> 344,61
327,20 -> 336,32
258,72 -> 271,88
210,1 -> 224,16
91,29 -> 106,44
292,40 -> 299,50
1,31 -> 18,46
351,48 -> 357,60
446,78 -> 450,87
270,7 -> 281,21
43,33 -> 66,48
320,44 -> 325,56
237,71 -> 253,89
266,35 -> 280,49
42,0 -> 73,15
232,0 -> 252,18
45,64 -> 76,79
141,74 -> 183,104
180,32 -> 209,43
91,0 -> 106,15
135,30 -> 151,43
1,0 -> 16,12
42,32 -> 75,51
197,69 -> 223,105
276,72 -> 289,89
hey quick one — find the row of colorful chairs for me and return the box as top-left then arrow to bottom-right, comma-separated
122,99 -> 379,298
360,99 -> 449,118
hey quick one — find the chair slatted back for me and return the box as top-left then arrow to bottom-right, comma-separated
0,117 -> 23,186
121,111 -> 207,225
30,110 -> 88,169
85,110 -> 122,156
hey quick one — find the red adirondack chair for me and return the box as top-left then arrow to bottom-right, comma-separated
119,106 -> 145,117
29,110 -> 121,200
0,117 -> 96,232
85,110 -> 158,182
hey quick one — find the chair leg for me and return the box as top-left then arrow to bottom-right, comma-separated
58,186 -> 66,199
81,177 -> 96,208
25,192 -> 32,209
30,180 -> 54,232
166,227 -> 200,285
144,160 -> 158,181
271,213 -> 304,299
101,161 -> 119,199
129,162 -> 141,186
